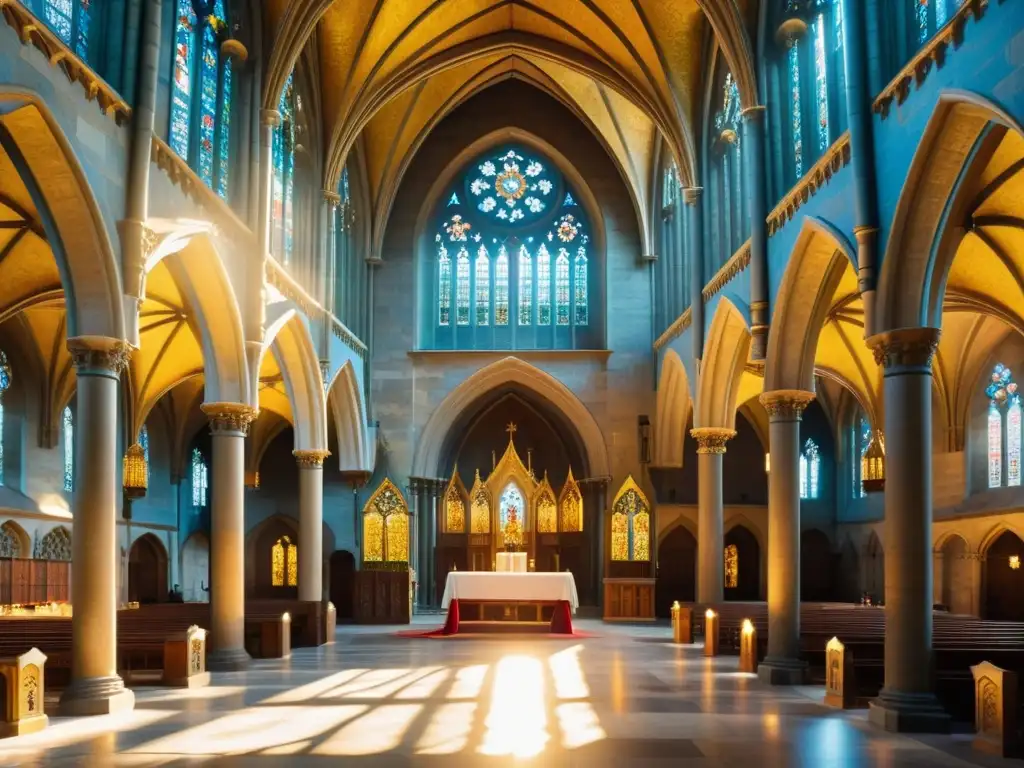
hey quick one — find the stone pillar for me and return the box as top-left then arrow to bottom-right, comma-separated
294,450 -> 330,602
684,188 -> 704,362
59,337 -> 135,716
932,550 -> 944,607
202,403 -> 257,671
969,553 -> 984,617
169,529 -> 180,593
741,106 -> 770,359
691,428 -> 734,604
428,480 -> 441,607
758,390 -> 815,685
867,328 -> 950,733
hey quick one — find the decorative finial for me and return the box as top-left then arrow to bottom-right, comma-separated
506,422 -> 517,437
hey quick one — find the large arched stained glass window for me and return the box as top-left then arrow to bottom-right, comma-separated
799,439 -> 821,500
986,364 -> 1021,488
191,447 -> 209,507
428,146 -> 595,350
272,74 -> 298,264
62,406 -> 73,492
611,476 -> 650,562
169,0 -> 233,200
271,536 -> 298,587
500,483 -> 525,549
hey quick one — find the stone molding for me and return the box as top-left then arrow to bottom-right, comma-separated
760,389 -> 815,421
767,132 -> 851,237
323,190 -> 341,207
201,402 -> 258,436
868,328 -> 941,371
702,240 -> 751,302
653,307 -> 692,351
293,449 -> 331,468
683,186 -> 703,206
67,336 -> 131,377
260,108 -> 282,128
690,427 -> 736,455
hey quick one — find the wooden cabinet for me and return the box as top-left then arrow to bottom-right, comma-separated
603,578 -> 656,621
353,569 -> 411,624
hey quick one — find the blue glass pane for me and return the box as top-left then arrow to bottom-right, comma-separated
813,14 -> 829,152
789,45 -> 804,179
574,249 -> 588,325
43,0 -> 73,45
74,0 -> 89,59
170,0 -> 196,160
198,24 -> 218,187
217,62 -> 232,200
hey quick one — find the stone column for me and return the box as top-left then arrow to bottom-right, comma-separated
741,105 -> 770,359
867,328 -> 950,733
59,337 -> 135,716
932,550 -> 944,607
202,403 -> 257,671
758,390 -> 815,685
428,480 -> 442,607
968,553 -> 984,617
691,428 -> 734,604
684,188 -> 704,361
294,450 -> 330,602
169,529 -> 180,593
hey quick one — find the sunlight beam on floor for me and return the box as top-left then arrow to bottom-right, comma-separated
396,667 -> 451,699
0,710 -> 175,761
478,655 -> 548,758
313,704 -> 423,756
549,644 -> 589,699
262,669 -> 369,704
555,702 -> 606,749
447,664 -> 488,699
413,702 -> 477,755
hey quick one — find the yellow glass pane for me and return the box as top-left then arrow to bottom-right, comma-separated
287,542 -> 298,586
632,510 -> 650,561
724,544 -> 738,588
271,541 -> 284,586
446,493 -> 465,533
538,494 -> 557,533
471,492 -> 490,533
385,512 -> 409,562
611,512 -> 628,561
560,491 -> 582,532
364,512 -> 384,561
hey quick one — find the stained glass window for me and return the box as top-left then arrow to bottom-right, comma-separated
813,13 -> 830,152
363,479 -> 409,562
555,249 -> 570,326
36,0 -> 90,60
35,526 -> 71,560
0,522 -> 19,558
475,246 -> 490,325
853,416 -> 871,498
789,45 -> 804,179
537,491 -> 557,533
433,145 -> 591,342
0,349 -> 6,486
191,447 -> 208,507
140,425 -> 150,484
169,0 -> 231,197
495,246 -> 509,326
537,244 -> 551,325
471,489 -> 490,533
574,248 -> 588,325
271,536 -> 298,587
518,245 -> 532,325
799,439 -> 820,500
917,0 -> 931,43
611,477 -> 650,562
445,483 -> 465,533
272,74 -> 297,264
724,544 -> 739,588
62,406 -> 73,492
499,484 -> 525,530
438,246 -> 452,326
456,247 -> 470,326
985,363 -> 1019,488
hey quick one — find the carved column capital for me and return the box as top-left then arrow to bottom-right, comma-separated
683,186 -> 703,206
260,108 -> 281,128
740,104 -> 767,122
67,336 -> 132,378
293,449 -> 331,469
201,402 -> 258,436
323,190 -> 341,208
759,389 -> 815,421
220,39 -> 248,64
868,328 -> 940,373
690,427 -> 736,454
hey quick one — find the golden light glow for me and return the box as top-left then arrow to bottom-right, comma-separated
479,656 -> 549,758
705,609 -> 717,620
610,652 -> 627,714
448,664 -> 487,699
313,704 -> 422,756
122,442 -> 147,498
549,645 -> 589,699
414,703 -> 477,755
764,453 -> 770,473
741,619 -> 754,635
555,702 -> 606,749
1011,555 -> 1020,570
264,669 -> 369,704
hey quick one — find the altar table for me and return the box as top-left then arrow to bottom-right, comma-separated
495,552 -> 527,573
439,572 -> 579,635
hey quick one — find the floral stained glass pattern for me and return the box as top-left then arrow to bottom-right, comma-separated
555,250 -> 570,326
1009,399 -> 1022,487
574,249 -> 588,325
475,247 -> 490,325
363,513 -> 384,561
611,511 -> 629,561
63,406 -> 73,492
789,45 -> 804,179
217,63 -> 232,200
537,492 -> 557,533
438,247 -> 452,326
986,363 -> 1019,488
470,149 -> 553,226
445,487 -> 465,533
363,479 -> 409,562
813,13 -> 829,152
197,23 -> 219,186
495,247 -> 509,325
518,245 -> 532,325
612,477 -> 651,561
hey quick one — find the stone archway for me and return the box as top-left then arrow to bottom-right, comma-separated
180,532 -> 209,602
249,516 -> 300,599
656,525 -> 696,617
654,349 -> 691,468
128,533 -> 168,604
984,530 -> 1024,621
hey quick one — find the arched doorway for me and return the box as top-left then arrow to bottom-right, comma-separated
938,535 -> 973,615
181,532 -> 210,602
329,550 -> 356,619
128,534 -> 168,604
864,531 -> 884,602
800,529 -> 833,601
656,525 -> 696,617
985,530 -> 1024,621
724,525 -> 760,601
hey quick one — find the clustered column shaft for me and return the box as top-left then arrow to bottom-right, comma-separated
295,450 -> 331,602
691,427 -> 735,604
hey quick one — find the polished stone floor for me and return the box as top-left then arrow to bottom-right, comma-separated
2,618 -> 1018,767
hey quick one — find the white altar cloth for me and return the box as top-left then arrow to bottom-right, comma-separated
495,552 -> 527,573
441,572 -> 579,613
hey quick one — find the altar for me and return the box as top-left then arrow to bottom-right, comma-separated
439,571 -> 579,634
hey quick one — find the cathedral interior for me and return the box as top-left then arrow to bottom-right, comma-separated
0,0 -> 1023,763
